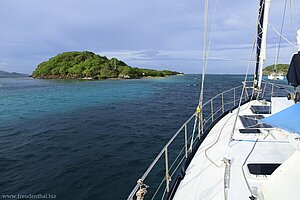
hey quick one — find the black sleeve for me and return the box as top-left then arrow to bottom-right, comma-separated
287,55 -> 300,87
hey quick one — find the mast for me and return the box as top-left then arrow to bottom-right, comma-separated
254,0 -> 270,89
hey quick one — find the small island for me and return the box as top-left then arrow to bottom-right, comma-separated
32,51 -> 181,79
263,64 -> 289,75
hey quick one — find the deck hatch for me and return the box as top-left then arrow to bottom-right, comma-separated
239,129 -> 261,134
239,115 -> 272,128
247,163 -> 281,175
250,105 -> 271,114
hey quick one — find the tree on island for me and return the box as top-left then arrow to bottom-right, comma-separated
32,51 -> 180,79
263,64 -> 289,75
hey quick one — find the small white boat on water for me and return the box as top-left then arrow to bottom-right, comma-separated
128,0 -> 300,199
267,44 -> 285,81
267,72 -> 284,80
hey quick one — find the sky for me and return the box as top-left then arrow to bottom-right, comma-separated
0,0 -> 299,74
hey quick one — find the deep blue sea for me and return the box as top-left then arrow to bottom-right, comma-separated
0,75 -> 254,200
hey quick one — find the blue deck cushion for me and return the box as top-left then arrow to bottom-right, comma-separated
260,103 -> 300,134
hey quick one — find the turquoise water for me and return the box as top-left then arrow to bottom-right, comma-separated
0,78 -> 165,123
0,75 -> 250,199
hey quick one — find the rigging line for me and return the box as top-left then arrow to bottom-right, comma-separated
151,177 -> 166,200
189,116 -> 198,151
202,120 -> 234,169
242,139 -> 259,198
197,1 -> 218,147
203,88 -> 255,169
275,0 -> 288,66
230,33 -> 257,140
206,0 -> 219,61
198,0 -> 209,106
294,0 -> 297,27
203,92 -> 254,169
204,110 -> 233,168
274,43 -> 278,71
269,22 -> 297,48
208,56 -> 256,63
289,0 -> 296,52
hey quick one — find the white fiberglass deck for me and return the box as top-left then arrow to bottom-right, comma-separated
173,99 -> 297,200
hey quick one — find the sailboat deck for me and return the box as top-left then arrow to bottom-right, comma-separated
173,100 -> 296,200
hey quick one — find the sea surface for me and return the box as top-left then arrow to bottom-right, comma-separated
0,75 -> 277,200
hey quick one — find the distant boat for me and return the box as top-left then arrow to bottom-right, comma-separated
81,77 -> 93,80
268,72 -> 284,80
268,44 -> 285,80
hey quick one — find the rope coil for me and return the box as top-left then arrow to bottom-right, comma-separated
136,179 -> 149,200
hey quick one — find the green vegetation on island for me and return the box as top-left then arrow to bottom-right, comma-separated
32,51 -> 181,79
263,64 -> 289,75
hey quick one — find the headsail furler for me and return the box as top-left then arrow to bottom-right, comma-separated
254,0 -> 265,89
254,0 -> 271,89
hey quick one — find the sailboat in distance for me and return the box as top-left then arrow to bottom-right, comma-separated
268,44 -> 284,80
267,72 -> 284,80
128,0 -> 300,199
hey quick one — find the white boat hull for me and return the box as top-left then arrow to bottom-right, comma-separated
268,74 -> 284,80
173,99 -> 298,200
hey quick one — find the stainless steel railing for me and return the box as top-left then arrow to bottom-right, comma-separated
127,80 -> 293,200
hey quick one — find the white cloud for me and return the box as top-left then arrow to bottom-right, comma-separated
0,62 -> 8,66
0,0 -> 299,74
0,63 -> 9,71
224,15 -> 248,29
